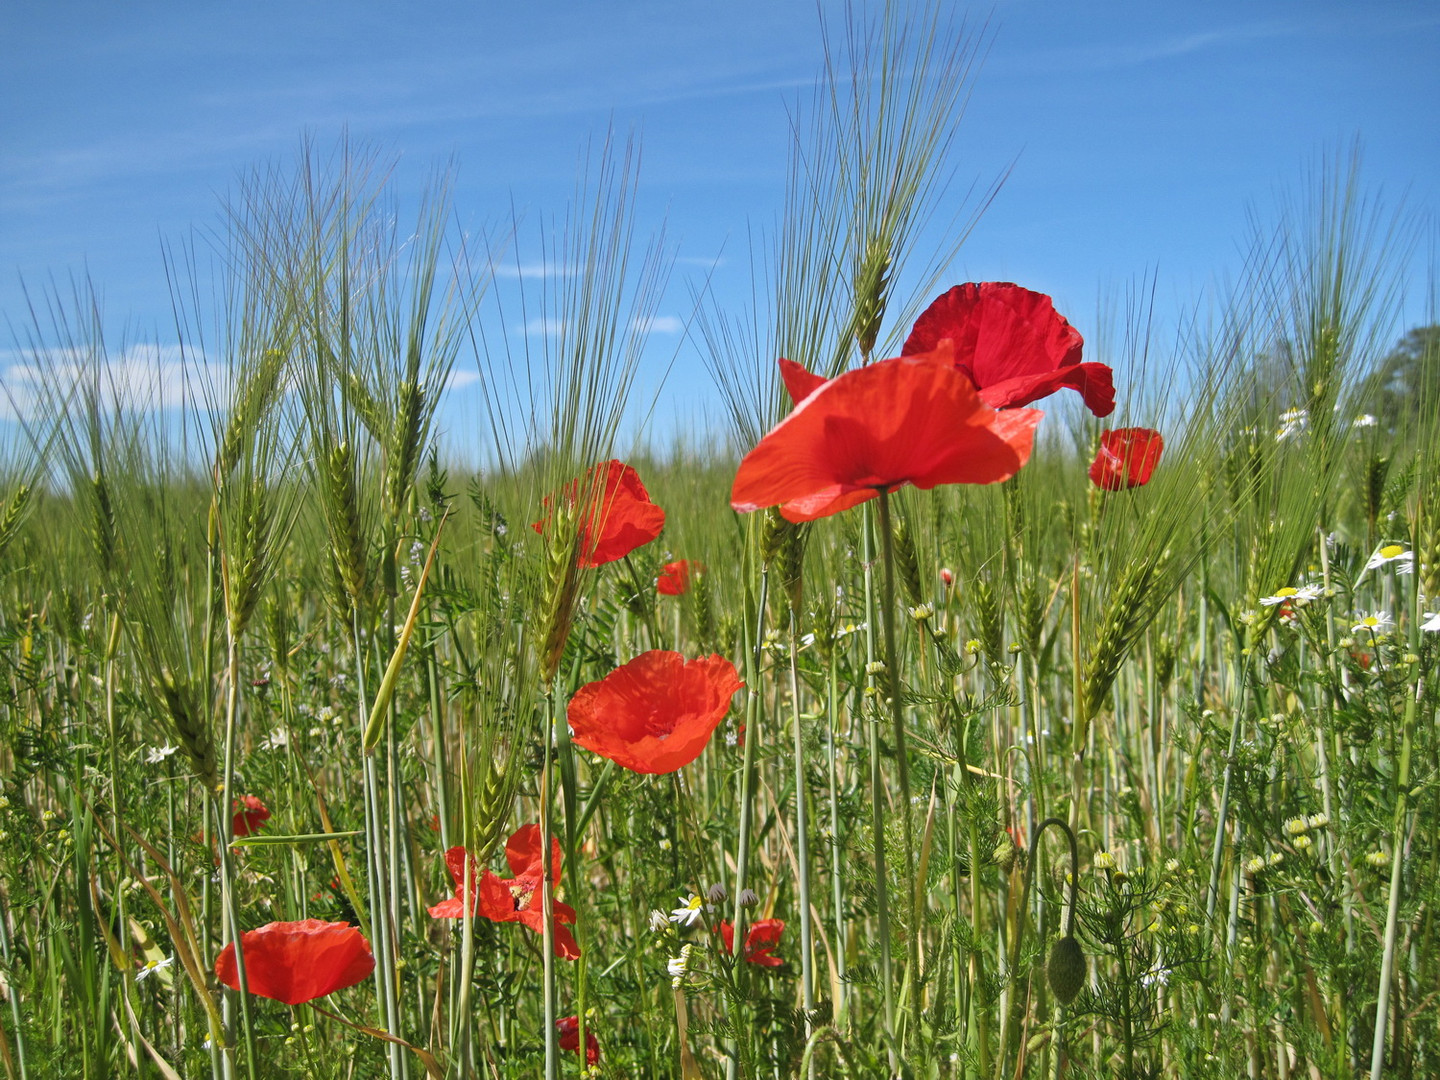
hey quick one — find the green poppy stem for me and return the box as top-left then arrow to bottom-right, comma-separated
875,490 -> 920,1054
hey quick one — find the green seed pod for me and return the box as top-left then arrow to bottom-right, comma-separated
1047,935 -> 1086,1005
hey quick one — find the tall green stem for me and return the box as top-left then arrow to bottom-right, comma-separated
875,491 -> 919,1051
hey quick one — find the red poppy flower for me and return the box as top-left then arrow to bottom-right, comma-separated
718,918 -> 786,967
427,825 -> 579,960
214,919 -> 374,1005
657,559 -> 702,596
902,282 -> 1114,417
567,650 -> 743,774
557,1016 -> 601,1066
532,459 -> 665,568
731,351 -> 1041,523
1088,428 -> 1164,490
232,795 -> 270,838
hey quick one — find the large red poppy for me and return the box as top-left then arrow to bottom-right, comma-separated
427,825 -> 579,959
732,351 -> 1041,523
214,919 -> 374,1005
902,282 -> 1114,417
232,795 -> 270,838
718,918 -> 786,968
532,459 -> 665,568
1089,427 -> 1163,490
657,559 -> 701,596
557,1016 -> 601,1066
567,650 -> 743,774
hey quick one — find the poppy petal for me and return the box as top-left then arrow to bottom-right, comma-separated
1089,428 -> 1164,490
567,651 -> 744,774
903,282 -> 1113,416
778,358 -> 827,405
533,460 -> 665,568
731,355 -> 1037,522
215,920 -> 374,1005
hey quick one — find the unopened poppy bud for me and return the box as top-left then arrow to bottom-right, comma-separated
992,833 -> 1017,875
1047,935 -> 1086,1005
737,888 -> 759,908
707,883 -> 728,904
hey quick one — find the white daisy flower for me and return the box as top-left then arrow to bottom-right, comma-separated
669,894 -> 705,927
145,744 -> 179,765
1365,545 -> 1413,574
1352,414 -> 1378,428
135,956 -> 173,982
1351,612 -> 1393,634
1420,612 -> 1440,633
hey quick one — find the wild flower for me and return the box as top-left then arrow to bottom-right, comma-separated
731,349 -> 1041,523
1352,611 -> 1394,634
670,895 -> 705,928
1422,611 -> 1440,632
215,920 -> 375,1005
717,918 -> 786,967
1089,428 -> 1164,490
532,459 -> 666,568
428,826 -> 580,959
657,559 -> 701,595
1275,408 -> 1309,442
556,1017 -> 600,1066
567,651 -> 743,774
232,795 -> 271,838
1365,544 -> 1414,573
901,282 -> 1114,415
135,955 -> 173,982
146,744 -> 179,765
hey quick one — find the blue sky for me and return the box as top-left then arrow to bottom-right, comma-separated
3,1 -> 1437,455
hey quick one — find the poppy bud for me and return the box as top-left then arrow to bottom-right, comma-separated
708,883 -> 728,904
737,888 -> 759,908
1047,935 -> 1086,1005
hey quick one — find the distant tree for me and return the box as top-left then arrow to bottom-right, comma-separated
1360,324 -> 1440,428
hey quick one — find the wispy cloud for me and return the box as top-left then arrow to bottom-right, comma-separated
632,315 -> 683,334
1,344 -> 223,422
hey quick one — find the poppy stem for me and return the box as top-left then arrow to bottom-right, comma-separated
726,523 -> 769,1080
875,490 -> 920,1053
786,610 -> 817,1047
860,502 -> 897,1055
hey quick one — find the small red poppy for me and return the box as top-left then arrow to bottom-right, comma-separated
657,559 -> 702,596
732,350 -> 1041,523
232,795 -> 270,838
1089,428 -> 1164,490
902,282 -> 1114,416
532,459 -> 665,568
557,1016 -> 601,1066
567,650 -> 744,774
718,918 -> 786,967
427,825 -> 579,959
214,919 -> 374,1005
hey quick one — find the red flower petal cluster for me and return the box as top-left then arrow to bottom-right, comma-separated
427,825 -> 579,959
214,919 -> 374,1005
718,918 -> 786,967
557,1016 -> 601,1066
232,795 -> 270,838
733,348 -> 1041,523
903,282 -> 1114,416
532,459 -> 665,568
1089,428 -> 1164,490
567,650 -> 743,774
657,559 -> 701,596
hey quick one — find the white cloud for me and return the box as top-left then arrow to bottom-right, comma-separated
633,315 -> 683,334
0,344 -> 224,422
446,368 -> 481,391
